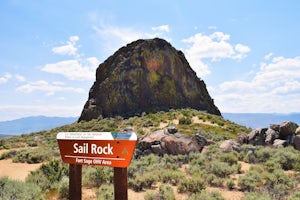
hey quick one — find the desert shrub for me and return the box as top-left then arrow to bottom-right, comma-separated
144,191 -> 159,200
242,192 -> 272,200
0,177 -> 42,200
253,146 -> 274,163
159,184 -> 175,200
264,160 -> 281,172
159,169 -> 185,185
270,146 -> 299,170
58,176 -> 69,199
26,159 -> 68,191
83,166 -> 113,187
206,174 -> 224,187
129,172 -> 159,192
187,190 -> 224,200
238,170 -> 263,192
96,184 -> 114,200
219,152 -> 238,165
179,116 -> 192,125
178,177 -> 206,193
208,160 -> 235,178
12,148 -> 51,163
290,191 -> 300,200
225,178 -> 235,190
0,150 -> 17,159
264,169 -> 296,199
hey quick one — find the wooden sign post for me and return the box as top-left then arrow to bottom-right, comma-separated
57,132 -> 137,200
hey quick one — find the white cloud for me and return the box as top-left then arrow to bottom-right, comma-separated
152,25 -> 170,32
52,36 -> 79,56
264,52 -> 273,61
92,22 -> 171,54
214,56 -> 300,113
41,57 -> 99,81
16,80 -> 85,96
0,105 -> 82,121
0,73 -> 12,84
182,32 -> 250,77
14,74 -> 26,82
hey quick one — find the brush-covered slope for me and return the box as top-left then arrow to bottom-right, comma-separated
79,38 -> 221,121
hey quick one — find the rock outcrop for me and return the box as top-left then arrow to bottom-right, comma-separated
136,127 -> 210,157
222,121 -> 300,152
79,38 -> 221,121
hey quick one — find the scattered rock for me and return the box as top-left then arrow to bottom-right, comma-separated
219,139 -> 240,152
136,128 -> 208,156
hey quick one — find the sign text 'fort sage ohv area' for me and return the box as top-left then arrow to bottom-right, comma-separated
57,131 -> 137,168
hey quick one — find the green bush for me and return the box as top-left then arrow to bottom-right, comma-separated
238,170 -> 262,192
83,166 -> 113,187
159,169 -> 185,185
96,184 -> 114,200
208,160 -> 235,178
242,192 -> 272,200
290,191 -> 300,200
270,146 -> 299,170
179,116 -> 192,125
206,174 -> 223,187
0,177 -> 42,200
58,176 -> 69,199
264,169 -> 295,199
26,159 -> 68,191
144,191 -> 158,200
187,190 -> 225,200
159,184 -> 175,200
178,177 -> 206,193
129,172 -> 159,192
225,178 -> 235,190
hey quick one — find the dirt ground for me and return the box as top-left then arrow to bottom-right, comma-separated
0,149 -> 42,181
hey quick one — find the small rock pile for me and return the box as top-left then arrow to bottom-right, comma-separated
136,126 -> 210,157
220,121 -> 300,152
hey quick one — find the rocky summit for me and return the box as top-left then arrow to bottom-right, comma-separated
79,38 -> 221,121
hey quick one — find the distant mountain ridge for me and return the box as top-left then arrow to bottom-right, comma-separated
223,113 -> 300,128
0,116 -> 77,136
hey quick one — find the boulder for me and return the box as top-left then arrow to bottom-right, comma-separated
136,129 -> 207,156
237,132 -> 248,144
279,121 -> 298,139
270,124 -> 280,131
265,128 -> 279,144
296,127 -> 300,135
219,139 -> 240,152
293,135 -> 300,150
247,128 -> 267,146
273,139 -> 288,148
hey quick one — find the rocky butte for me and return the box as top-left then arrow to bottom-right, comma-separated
79,38 -> 221,121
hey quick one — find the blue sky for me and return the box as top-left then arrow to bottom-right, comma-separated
1,0 -> 300,121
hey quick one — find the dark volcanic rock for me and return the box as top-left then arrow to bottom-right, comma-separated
136,129 -> 208,156
79,38 -> 221,121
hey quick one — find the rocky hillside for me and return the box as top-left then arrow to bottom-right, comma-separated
79,38 -> 221,121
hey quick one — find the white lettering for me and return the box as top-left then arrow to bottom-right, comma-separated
91,143 -> 113,155
73,143 -> 88,153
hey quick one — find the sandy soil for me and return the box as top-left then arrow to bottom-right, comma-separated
0,158 -> 42,181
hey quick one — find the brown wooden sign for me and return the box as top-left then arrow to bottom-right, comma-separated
57,132 -> 137,168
